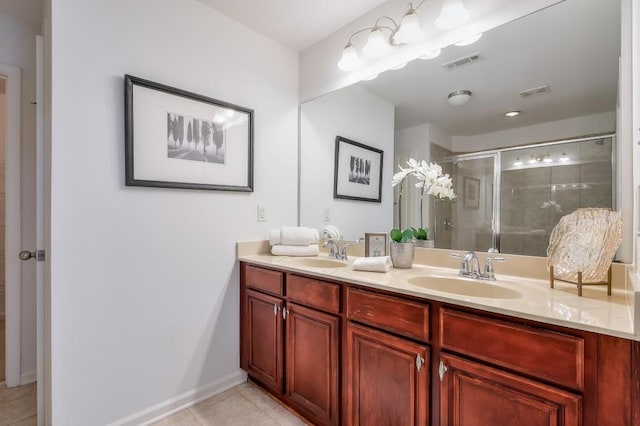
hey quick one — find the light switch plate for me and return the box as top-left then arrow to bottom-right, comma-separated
257,204 -> 267,222
323,208 -> 330,222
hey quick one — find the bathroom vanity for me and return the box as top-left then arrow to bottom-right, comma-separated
238,245 -> 639,426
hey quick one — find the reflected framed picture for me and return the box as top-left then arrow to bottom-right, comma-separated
333,136 -> 383,202
365,233 -> 388,257
124,74 -> 254,191
463,176 -> 480,209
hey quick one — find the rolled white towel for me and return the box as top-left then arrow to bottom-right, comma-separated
270,227 -> 319,246
271,244 -> 320,257
352,256 -> 392,273
321,225 -> 342,241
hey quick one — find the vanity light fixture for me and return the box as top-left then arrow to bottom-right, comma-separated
363,73 -> 379,81
559,152 -> 570,162
504,110 -> 521,117
447,90 -> 472,106
420,49 -> 442,60
454,33 -> 483,46
527,155 -> 538,165
390,62 -> 408,70
338,0 -> 469,71
513,157 -> 523,166
542,155 -> 554,163
435,0 -> 470,30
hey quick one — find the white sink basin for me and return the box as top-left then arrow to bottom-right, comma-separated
407,276 -> 522,299
280,257 -> 347,268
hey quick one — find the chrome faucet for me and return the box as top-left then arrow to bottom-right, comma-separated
323,239 -> 354,260
450,251 -> 507,280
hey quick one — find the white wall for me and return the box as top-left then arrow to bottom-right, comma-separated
451,111 -> 616,152
300,84 -> 394,240
50,0 -> 298,424
0,10 -> 39,380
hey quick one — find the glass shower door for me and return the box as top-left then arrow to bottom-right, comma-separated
432,154 -> 497,252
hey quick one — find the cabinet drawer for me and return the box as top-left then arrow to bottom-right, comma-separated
347,288 -> 429,342
287,275 -> 340,314
440,308 -> 584,391
245,265 -> 284,296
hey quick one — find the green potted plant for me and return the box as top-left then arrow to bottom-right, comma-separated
411,227 -> 434,248
389,228 -> 415,268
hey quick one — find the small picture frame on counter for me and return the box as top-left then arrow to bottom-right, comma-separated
365,233 -> 388,257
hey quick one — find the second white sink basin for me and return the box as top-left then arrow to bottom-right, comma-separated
280,257 -> 347,268
408,276 -> 522,299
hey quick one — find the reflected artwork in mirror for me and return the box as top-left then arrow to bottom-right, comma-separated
299,0 -> 622,256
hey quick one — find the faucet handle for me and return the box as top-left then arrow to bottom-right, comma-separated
483,256 -> 507,280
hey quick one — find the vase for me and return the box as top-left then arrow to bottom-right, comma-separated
414,239 -> 434,248
389,241 -> 415,269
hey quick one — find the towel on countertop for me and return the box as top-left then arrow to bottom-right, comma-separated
352,256 -> 392,273
269,227 -> 319,246
321,225 -> 342,241
271,244 -> 320,257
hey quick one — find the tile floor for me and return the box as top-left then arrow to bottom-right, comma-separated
0,382 -> 37,426
152,381 -> 310,426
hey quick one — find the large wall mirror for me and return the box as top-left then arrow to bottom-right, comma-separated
300,0 -> 622,256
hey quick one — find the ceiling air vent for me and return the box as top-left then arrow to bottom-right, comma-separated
520,85 -> 550,98
442,52 -> 483,71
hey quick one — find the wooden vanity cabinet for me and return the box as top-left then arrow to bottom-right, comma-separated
240,264 -> 340,425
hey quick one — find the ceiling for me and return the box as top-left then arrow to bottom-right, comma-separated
197,0 -> 389,51
361,0 -> 620,134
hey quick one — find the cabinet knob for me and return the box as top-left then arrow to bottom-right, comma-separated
415,354 -> 425,372
273,304 -> 281,316
438,360 -> 448,381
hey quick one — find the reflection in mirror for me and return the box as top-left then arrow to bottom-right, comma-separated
299,0 -> 621,256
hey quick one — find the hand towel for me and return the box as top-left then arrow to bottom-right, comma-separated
280,226 -> 319,246
271,244 -> 320,257
352,256 -> 392,273
321,225 -> 342,241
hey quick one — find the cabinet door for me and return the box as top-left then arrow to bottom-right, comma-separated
286,303 -> 339,425
439,353 -> 581,426
244,289 -> 284,393
346,322 -> 429,425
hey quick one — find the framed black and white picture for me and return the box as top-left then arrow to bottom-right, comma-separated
365,233 -> 388,257
333,136 -> 383,202
463,176 -> 480,209
124,75 -> 253,191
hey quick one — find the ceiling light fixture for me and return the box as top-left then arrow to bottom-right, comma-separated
338,0 -> 465,71
420,49 -> 442,60
504,110 -> 521,117
454,33 -> 483,46
435,0 -> 470,30
447,90 -> 472,106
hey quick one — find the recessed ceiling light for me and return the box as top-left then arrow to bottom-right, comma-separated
454,33 -> 483,46
504,111 -> 521,117
420,49 -> 442,60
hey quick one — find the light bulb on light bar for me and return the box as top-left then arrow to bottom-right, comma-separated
337,42 -> 362,70
420,49 -> 442,60
435,0 -> 470,30
454,33 -> 483,46
504,111 -> 521,117
394,7 -> 423,44
363,27 -> 390,58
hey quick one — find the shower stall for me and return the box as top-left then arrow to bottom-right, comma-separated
430,135 -> 615,256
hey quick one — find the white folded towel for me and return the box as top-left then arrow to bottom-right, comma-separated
271,244 -> 320,257
269,227 -> 319,246
321,225 -> 342,241
352,256 -> 392,273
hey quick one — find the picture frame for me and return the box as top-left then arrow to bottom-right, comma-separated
333,136 -> 383,202
365,233 -> 388,257
124,74 -> 254,191
463,176 -> 481,209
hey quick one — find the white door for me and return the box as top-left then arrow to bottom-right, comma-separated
16,35 -> 49,426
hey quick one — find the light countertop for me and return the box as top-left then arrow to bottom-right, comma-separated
237,241 -> 639,342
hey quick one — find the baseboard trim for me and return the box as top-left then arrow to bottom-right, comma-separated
20,369 -> 37,385
110,370 -> 248,426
